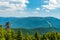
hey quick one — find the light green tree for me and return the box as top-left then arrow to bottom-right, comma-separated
0,25 -> 5,40
5,29 -> 12,40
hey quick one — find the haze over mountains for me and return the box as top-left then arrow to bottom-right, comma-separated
0,17 -> 60,29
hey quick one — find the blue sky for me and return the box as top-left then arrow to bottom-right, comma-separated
0,0 -> 60,19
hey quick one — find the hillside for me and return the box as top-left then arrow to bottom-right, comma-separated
0,17 -> 60,29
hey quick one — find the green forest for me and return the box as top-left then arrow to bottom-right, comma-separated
0,22 -> 60,40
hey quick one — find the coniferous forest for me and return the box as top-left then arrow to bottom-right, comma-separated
0,22 -> 60,40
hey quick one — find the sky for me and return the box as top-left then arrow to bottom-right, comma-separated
0,0 -> 60,19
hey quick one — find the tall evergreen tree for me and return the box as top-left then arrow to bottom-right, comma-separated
5,22 -> 10,29
34,32 -> 40,40
11,30 -> 17,40
42,34 -> 49,40
17,28 -> 23,40
25,32 -> 31,40
50,32 -> 57,40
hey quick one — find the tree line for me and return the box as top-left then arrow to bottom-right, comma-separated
0,22 -> 60,40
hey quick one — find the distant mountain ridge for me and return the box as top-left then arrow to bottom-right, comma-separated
0,17 -> 60,29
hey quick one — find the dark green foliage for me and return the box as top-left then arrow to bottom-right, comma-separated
17,28 -> 23,40
41,34 -> 48,40
11,30 -> 17,40
5,22 -> 10,29
0,27 -> 60,40
25,32 -> 32,40
34,32 -> 40,40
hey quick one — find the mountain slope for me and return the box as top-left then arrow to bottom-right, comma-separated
0,17 -> 60,29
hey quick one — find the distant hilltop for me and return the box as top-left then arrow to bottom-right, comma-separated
0,17 -> 60,29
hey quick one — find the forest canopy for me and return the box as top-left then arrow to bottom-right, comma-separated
0,22 -> 60,40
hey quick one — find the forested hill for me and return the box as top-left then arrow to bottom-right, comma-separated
0,17 -> 60,28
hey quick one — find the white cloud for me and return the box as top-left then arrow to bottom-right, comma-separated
0,2 -> 9,6
0,10 -> 30,17
0,0 -> 29,11
45,10 -> 50,12
36,8 -> 40,11
0,0 -> 29,17
42,0 -> 60,10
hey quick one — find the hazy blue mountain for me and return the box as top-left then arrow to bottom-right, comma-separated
0,17 -> 60,29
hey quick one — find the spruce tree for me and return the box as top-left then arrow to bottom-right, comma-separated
17,28 -> 23,40
35,32 -> 40,40
50,32 -> 57,40
11,30 -> 17,40
5,22 -> 10,29
42,34 -> 49,40
25,32 -> 31,40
